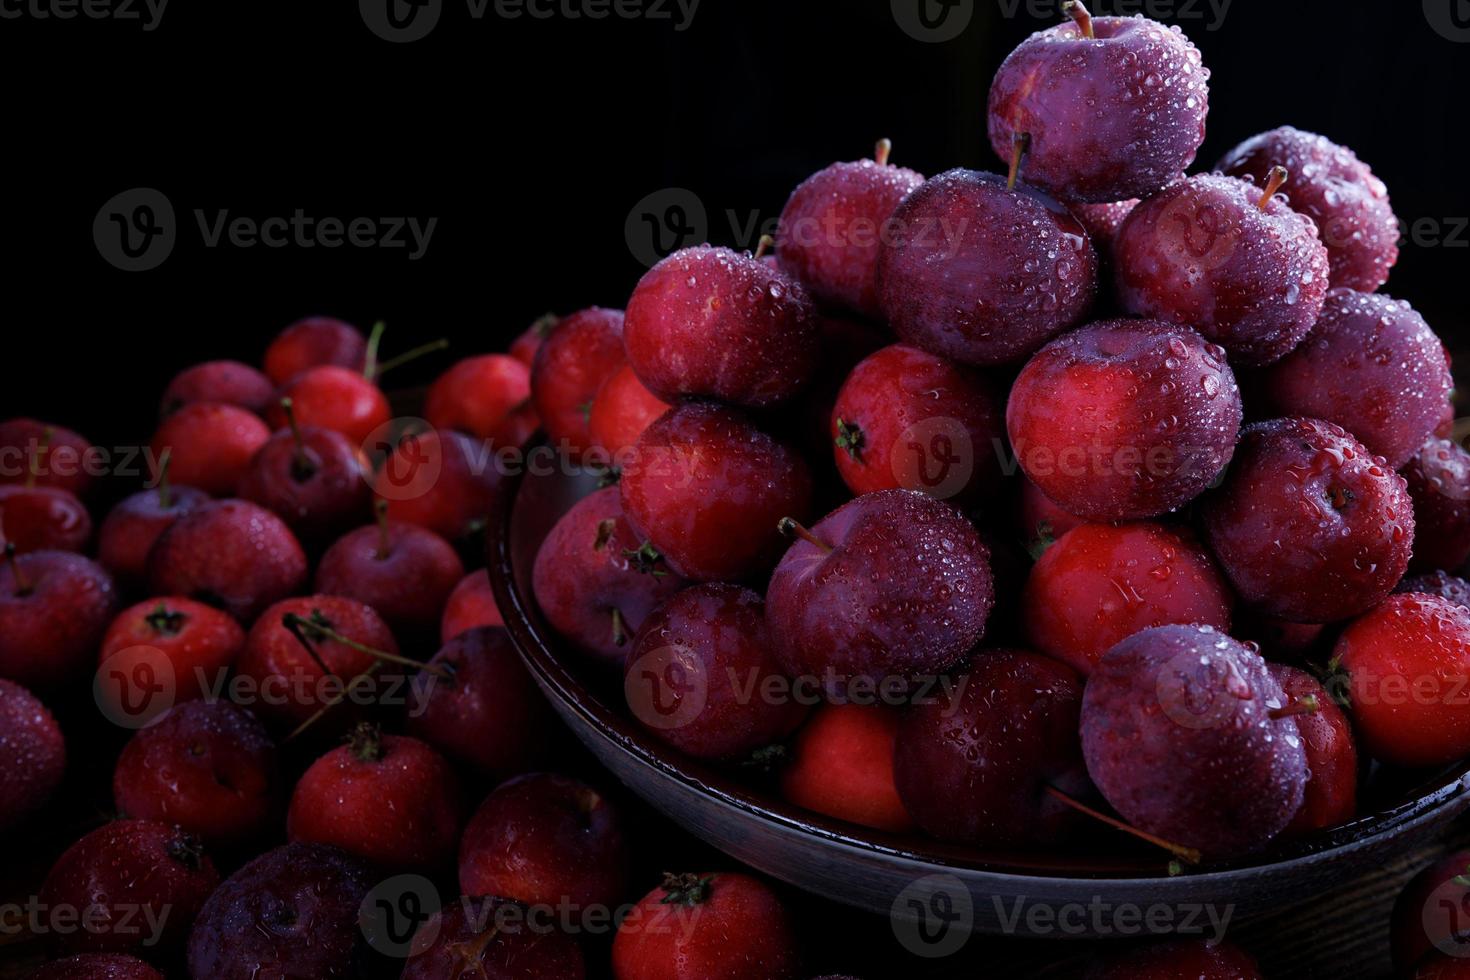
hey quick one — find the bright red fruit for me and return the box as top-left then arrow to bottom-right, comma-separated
377,429 -> 501,540
1022,522 -> 1234,675
150,402 -> 271,497
402,896 -> 586,980
441,569 -> 504,643
877,168 -> 1098,366
162,360 -> 275,417
780,703 -> 912,833
288,724 -> 463,871
1262,290 -> 1451,468
624,245 -> 820,407
776,140 -> 925,318
99,597 -> 246,704
894,650 -> 1088,846
0,678 -> 65,830
532,486 -> 688,663
1009,319 -> 1241,521
1081,625 -> 1308,859
1217,126 -> 1399,292
624,583 -> 807,760
830,343 -> 1006,505
239,417 -> 370,544
39,819 -> 219,955
620,403 -> 813,582
459,772 -> 628,910
1393,850 -> 1470,971
263,316 -> 367,384
113,699 -> 280,846
1404,439 -> 1470,573
1335,593 -> 1470,768
1267,663 -> 1356,835
588,363 -> 670,461
1115,173 -> 1331,366
0,418 -> 96,496
97,481 -> 210,587
267,365 -> 391,448
148,500 -> 308,622
0,550 -> 117,689
1083,939 -> 1264,979
407,627 -> 553,778
0,484 -> 91,554
612,872 -> 801,980
530,307 -> 626,458
315,518 -> 464,637
1202,418 -> 1414,623
988,9 -> 1208,204
425,353 -> 537,445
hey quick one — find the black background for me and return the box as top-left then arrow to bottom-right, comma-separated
2,0 -> 1467,450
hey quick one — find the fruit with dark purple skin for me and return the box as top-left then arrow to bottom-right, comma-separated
765,490 -> 992,689
531,307 -> 626,458
1080,625 -> 1308,859
0,418 -> 96,496
624,245 -> 820,407
186,842 -> 377,980
1083,939 -> 1264,979
97,473 -> 210,587
620,403 -> 813,583
233,594 -> 400,731
151,402 -> 272,497
1262,290 -> 1451,468
894,650 -> 1089,846
162,360 -> 275,417
28,955 -> 166,980
0,678 -> 65,830
1217,126 -> 1399,292
98,596 -> 246,705
533,487 -> 688,663
588,363 -> 671,461
776,139 -> 925,319
0,550 -> 117,689
239,405 -> 371,544
39,819 -> 219,955
1008,319 -> 1241,521
1398,571 -> 1470,612
267,366 -> 391,448
1231,606 -> 1327,663
407,627 -> 553,778
1404,438 -> 1470,573
780,703 -> 913,833
1393,850 -> 1470,971
829,343 -> 1006,505
459,773 -> 628,910
113,699 -> 280,847
1023,522 -> 1234,676
441,569 -> 504,642
1335,593 -> 1470,768
378,429 -> 501,540
877,168 -> 1098,366
0,484 -> 90,554
624,583 -> 807,760
402,896 -> 587,980
1201,418 -> 1414,623
1267,663 -> 1356,835
288,724 -> 463,871
1115,173 -> 1331,366
263,316 -> 367,384
425,353 -> 536,445
148,499 -> 308,622
987,4 -> 1209,204
315,511 -> 464,637
612,872 -> 801,980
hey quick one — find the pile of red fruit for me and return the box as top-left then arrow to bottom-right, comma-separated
0,3 -> 1460,977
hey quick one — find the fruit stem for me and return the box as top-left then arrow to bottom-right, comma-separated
282,612 -> 338,679
875,138 -> 893,167
1270,694 -> 1320,720
279,397 -> 317,481
25,426 -> 51,490
834,418 -> 866,462
284,611 -> 454,681
1007,132 -> 1031,191
1257,166 -> 1289,210
777,517 -> 832,554
754,235 -> 775,261
4,543 -> 32,597
283,662 -> 383,743
362,320 -> 387,380
145,603 -> 187,636
374,498 -> 391,561
659,872 -> 715,907
1064,0 -> 1094,38
374,338 -> 451,378
155,448 -> 174,510
1042,785 -> 1202,865
349,722 -> 386,763
532,312 -> 560,339
611,607 -> 628,648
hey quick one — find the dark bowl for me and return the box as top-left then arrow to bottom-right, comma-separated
487,454 -> 1470,938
